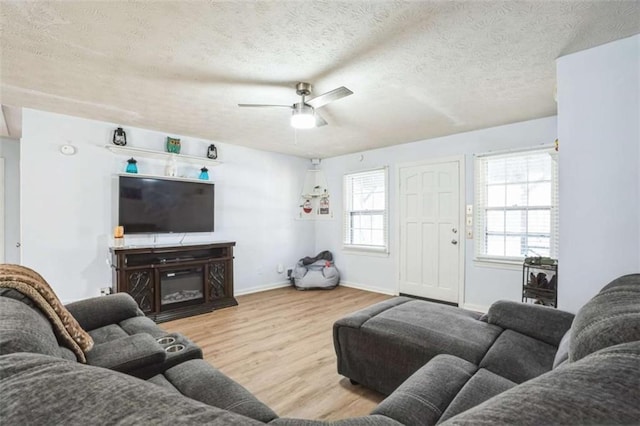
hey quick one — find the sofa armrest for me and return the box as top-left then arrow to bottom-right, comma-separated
65,293 -> 143,331
85,333 -> 166,377
371,355 -> 478,426
487,301 -> 574,346
163,359 -> 278,422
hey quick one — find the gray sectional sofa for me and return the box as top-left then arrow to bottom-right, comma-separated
335,273 -> 640,424
2,274 -> 640,425
333,296 -> 574,395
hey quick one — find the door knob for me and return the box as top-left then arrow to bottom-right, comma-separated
15,242 -> 21,248
451,239 -> 458,245
452,228 -> 458,233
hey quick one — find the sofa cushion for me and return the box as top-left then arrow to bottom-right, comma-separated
58,346 -> 78,361
366,300 -> 501,365
0,287 -> 38,308
88,323 -> 129,343
147,373 -> 179,391
438,368 -> 516,423
0,297 -> 64,358
163,359 -> 278,423
0,352 -> 265,425
552,329 -> 571,368
0,265 -> 95,362
570,273 -> 640,362
334,297 -> 502,394
120,316 -> 167,338
85,333 -> 167,378
440,341 -> 640,425
372,354 -> 478,426
478,330 -> 557,384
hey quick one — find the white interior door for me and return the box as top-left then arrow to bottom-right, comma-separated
399,160 -> 461,303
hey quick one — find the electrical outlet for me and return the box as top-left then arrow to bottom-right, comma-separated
466,216 -> 473,226
287,268 -> 293,278
466,204 -> 473,215
277,264 -> 284,274
100,287 -> 112,296
466,229 -> 473,239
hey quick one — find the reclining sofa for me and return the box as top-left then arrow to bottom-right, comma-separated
2,271 -> 639,425
0,288 -> 278,423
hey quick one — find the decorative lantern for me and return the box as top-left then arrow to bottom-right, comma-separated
199,167 -> 209,180
113,127 -> 127,146
125,158 -> 138,174
207,144 -> 217,159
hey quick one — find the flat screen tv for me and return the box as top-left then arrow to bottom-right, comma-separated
118,175 -> 215,234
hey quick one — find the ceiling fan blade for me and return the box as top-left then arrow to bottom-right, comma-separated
238,104 -> 292,108
315,112 -> 328,127
306,86 -> 353,109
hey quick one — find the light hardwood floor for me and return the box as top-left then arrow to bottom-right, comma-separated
161,286 -> 391,421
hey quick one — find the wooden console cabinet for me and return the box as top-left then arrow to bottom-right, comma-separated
110,242 -> 237,322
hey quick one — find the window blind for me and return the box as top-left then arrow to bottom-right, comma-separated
343,168 -> 388,251
474,148 -> 559,261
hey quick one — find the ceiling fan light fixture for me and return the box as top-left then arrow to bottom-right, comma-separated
291,103 -> 315,129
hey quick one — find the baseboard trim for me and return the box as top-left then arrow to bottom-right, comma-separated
235,280 -> 399,297
339,281 -> 398,296
400,293 -> 458,307
462,303 -> 490,314
235,281 -> 292,296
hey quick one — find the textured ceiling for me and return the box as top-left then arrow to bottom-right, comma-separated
1,1 -> 639,158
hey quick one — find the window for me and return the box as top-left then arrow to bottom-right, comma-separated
343,167 -> 388,252
475,148 -> 558,262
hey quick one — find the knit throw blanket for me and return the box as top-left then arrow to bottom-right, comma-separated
0,264 -> 94,363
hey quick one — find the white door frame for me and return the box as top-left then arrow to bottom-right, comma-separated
395,155 -> 466,306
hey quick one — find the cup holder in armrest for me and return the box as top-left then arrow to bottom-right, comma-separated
156,336 -> 176,345
151,332 -> 202,369
165,344 -> 185,353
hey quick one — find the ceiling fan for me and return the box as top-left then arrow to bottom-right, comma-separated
238,82 -> 353,129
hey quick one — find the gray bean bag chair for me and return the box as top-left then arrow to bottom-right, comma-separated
291,251 -> 340,290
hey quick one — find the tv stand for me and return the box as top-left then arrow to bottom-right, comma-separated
110,242 -> 237,323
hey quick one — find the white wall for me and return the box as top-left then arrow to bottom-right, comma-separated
316,116 -> 558,310
0,137 -> 20,263
20,109 -> 315,303
557,35 -> 640,313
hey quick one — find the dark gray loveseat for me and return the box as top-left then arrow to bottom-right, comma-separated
1,274 -> 639,424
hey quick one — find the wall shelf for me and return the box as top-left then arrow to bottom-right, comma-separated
301,191 -> 330,199
105,145 -> 222,167
116,172 -> 215,184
